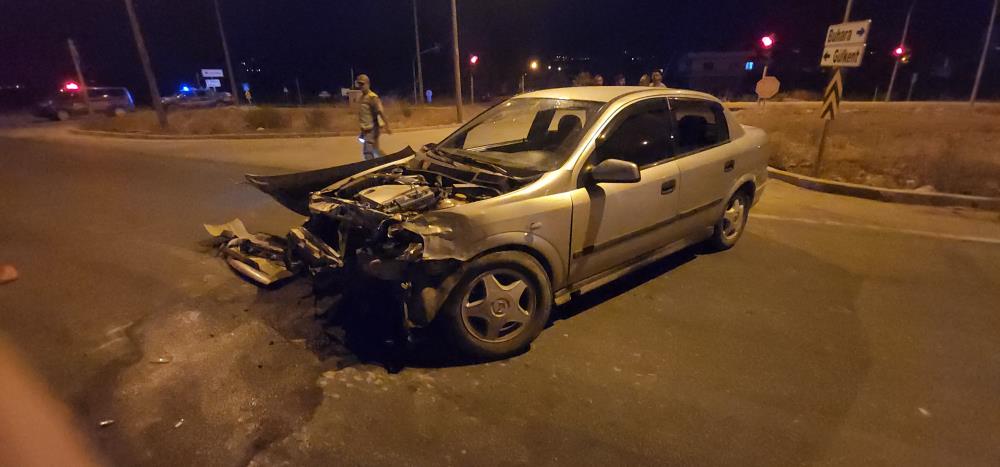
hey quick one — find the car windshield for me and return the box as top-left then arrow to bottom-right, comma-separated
438,98 -> 604,172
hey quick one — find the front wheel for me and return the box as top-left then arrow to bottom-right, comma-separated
438,251 -> 552,360
707,191 -> 751,251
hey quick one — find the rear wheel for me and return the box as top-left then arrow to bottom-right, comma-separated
708,191 -> 751,250
112,107 -> 127,117
439,251 -> 552,360
56,110 -> 71,121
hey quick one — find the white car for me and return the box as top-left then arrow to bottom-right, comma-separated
213,86 -> 770,359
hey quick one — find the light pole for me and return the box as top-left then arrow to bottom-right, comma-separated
886,1 -> 915,102
123,0 -> 167,128
413,0 -> 425,105
213,0 -> 241,105
449,0 -> 464,123
66,39 -> 92,115
520,60 -> 538,93
971,0 -> 999,105
469,54 -> 478,103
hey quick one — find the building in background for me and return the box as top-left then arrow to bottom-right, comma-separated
676,51 -> 756,100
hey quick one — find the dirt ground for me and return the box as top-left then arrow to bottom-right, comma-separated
79,101 -> 481,136
734,102 -> 1000,198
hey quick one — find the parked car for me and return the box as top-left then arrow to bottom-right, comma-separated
161,88 -> 233,110
207,86 -> 769,359
37,86 -> 135,120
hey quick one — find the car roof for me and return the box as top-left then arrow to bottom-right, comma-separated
514,86 -> 720,104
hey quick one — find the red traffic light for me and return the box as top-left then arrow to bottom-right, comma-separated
760,34 -> 775,49
893,46 -> 905,57
469,55 -> 479,65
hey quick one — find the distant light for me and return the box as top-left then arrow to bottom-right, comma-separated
15,84 -> 20,89
529,60 -> 539,70
181,85 -> 191,92
557,66 -> 562,71
893,46 -> 905,57
760,34 -> 775,49
469,54 -> 479,65
745,61 -> 755,71
65,82 -> 80,90
547,65 -> 552,70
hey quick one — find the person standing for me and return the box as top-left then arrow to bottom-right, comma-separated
593,74 -> 605,86
356,74 -> 391,161
650,70 -> 667,87
637,74 -> 650,86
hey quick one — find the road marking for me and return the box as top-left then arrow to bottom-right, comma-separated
752,213 -> 1000,245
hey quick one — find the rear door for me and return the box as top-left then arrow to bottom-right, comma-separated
568,98 -> 682,283
669,98 -> 735,231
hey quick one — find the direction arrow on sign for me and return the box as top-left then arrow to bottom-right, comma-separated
821,69 -> 843,120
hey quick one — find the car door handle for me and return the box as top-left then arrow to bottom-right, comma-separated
724,160 -> 736,172
661,179 -> 676,195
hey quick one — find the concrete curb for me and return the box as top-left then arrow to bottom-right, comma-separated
767,167 -> 1000,211
69,123 -> 458,141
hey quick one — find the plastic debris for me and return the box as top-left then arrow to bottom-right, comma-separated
174,419 -> 185,428
98,419 -> 115,428
150,356 -> 173,364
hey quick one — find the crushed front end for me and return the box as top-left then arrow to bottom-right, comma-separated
205,146 -> 525,327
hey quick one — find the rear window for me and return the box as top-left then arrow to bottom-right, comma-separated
669,98 -> 729,154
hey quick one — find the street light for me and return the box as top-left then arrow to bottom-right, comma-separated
529,60 -> 539,70
469,54 -> 479,102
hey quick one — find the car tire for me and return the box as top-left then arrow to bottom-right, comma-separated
112,107 -> 127,117
438,251 -> 552,360
56,110 -> 71,121
708,190 -> 751,251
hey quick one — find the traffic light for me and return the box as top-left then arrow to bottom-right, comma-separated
469,54 -> 479,65
893,45 -> 911,63
893,46 -> 905,57
760,34 -> 776,49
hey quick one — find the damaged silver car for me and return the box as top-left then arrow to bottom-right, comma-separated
208,87 -> 769,359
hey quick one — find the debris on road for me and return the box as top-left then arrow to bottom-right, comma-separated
150,356 -> 173,364
98,419 -> 115,428
174,419 -> 185,428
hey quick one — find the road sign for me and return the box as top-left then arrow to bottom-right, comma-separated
821,68 -> 843,120
201,69 -> 224,78
825,20 -> 871,46
821,19 -> 871,68
755,76 -> 780,99
821,44 -> 867,67
204,78 -> 222,89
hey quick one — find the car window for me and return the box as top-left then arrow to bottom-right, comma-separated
593,98 -> 673,168
440,98 -> 603,172
669,98 -> 729,154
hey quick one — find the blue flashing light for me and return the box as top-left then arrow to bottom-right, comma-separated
745,61 -> 755,71
181,85 -> 191,92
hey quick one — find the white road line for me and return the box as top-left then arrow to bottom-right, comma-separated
752,213 -> 1000,245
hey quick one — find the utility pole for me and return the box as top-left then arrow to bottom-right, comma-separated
449,0 -> 464,123
66,39 -> 92,115
123,0 -> 167,128
886,1 -> 915,102
295,77 -> 303,106
413,0 -> 425,105
971,0 -> 999,105
214,0 -> 240,105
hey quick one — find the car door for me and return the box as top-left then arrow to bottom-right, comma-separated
568,98 -> 682,284
669,98 -> 735,232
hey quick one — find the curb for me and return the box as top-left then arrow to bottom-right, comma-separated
767,167 -> 1000,211
69,123 -> 458,141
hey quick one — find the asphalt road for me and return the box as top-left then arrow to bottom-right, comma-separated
2,132 -> 1000,466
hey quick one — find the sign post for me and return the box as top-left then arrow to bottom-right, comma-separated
815,17 -> 871,176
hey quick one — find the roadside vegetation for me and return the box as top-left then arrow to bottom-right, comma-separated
735,102 -> 1000,198
78,100 -> 467,136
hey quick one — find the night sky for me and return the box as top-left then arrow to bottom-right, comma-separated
1,0 -> 996,102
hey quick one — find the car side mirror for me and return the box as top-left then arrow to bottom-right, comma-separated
590,158 -> 640,184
